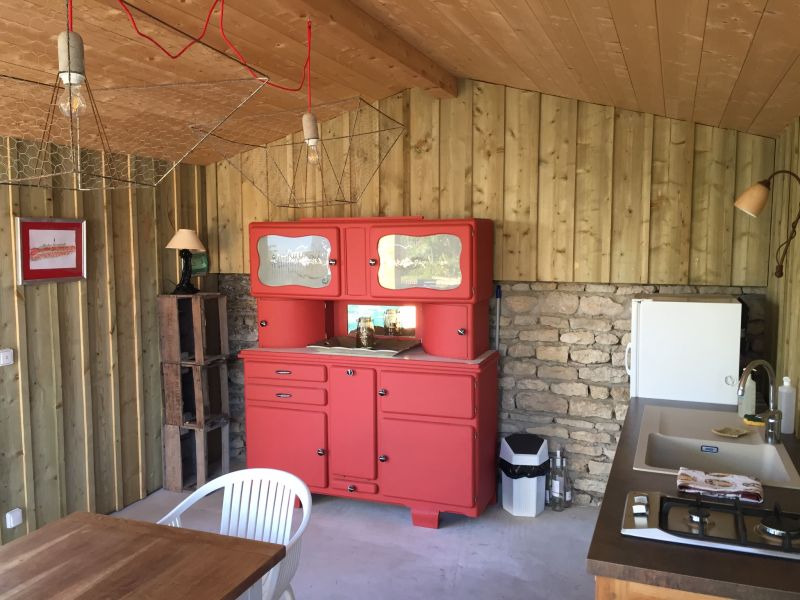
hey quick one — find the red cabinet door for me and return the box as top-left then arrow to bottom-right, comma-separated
245,404 -> 328,488
378,418 -> 475,507
249,224 -> 341,297
329,366 -> 376,479
367,223 -> 474,301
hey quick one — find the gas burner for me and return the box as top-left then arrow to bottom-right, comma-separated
688,506 -> 711,525
760,504 -> 800,539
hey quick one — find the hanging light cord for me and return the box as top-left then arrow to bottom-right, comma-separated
114,0 -> 312,96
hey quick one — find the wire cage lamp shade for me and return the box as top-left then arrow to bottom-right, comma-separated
196,97 -> 405,209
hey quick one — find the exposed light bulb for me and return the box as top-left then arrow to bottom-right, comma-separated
58,84 -> 87,118
302,111 -> 321,166
307,139 -> 321,165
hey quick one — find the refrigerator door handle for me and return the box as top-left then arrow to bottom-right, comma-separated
624,342 -> 633,376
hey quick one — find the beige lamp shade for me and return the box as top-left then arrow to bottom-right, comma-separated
734,180 -> 770,217
166,229 -> 206,252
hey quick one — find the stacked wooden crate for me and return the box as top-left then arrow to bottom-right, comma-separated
158,293 -> 230,490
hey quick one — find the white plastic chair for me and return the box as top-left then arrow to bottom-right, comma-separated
158,468 -> 312,600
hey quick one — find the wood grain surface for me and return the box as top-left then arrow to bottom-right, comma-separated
0,512 -> 284,600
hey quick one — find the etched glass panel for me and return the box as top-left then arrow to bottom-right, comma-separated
377,234 -> 462,290
257,234 -> 331,288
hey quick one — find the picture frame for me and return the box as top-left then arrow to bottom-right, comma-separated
15,217 -> 87,285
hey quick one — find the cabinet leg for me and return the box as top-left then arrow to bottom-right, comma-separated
411,509 -> 440,529
163,425 -> 183,492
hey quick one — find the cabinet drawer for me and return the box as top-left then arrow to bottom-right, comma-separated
379,371 -> 475,419
246,362 -> 327,383
331,480 -> 378,495
247,383 -> 327,406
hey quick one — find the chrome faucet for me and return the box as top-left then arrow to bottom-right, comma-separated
737,359 -> 782,444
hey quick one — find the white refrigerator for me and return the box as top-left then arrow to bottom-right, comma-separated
625,296 -> 742,405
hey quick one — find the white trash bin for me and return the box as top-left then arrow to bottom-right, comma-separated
499,433 -> 549,517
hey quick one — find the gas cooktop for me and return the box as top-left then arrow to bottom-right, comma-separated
621,491 -> 800,560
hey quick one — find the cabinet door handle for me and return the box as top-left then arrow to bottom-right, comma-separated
345,369 -> 355,376
275,370 -> 292,375
275,393 -> 292,399
329,258 -> 337,266
368,258 -> 377,266
316,448 -> 326,456
377,388 -> 388,397
457,328 -> 467,336
378,455 -> 388,463
259,320 -> 268,327
347,484 -> 356,493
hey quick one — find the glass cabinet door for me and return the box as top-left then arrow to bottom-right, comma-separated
251,226 -> 340,297
369,225 -> 473,299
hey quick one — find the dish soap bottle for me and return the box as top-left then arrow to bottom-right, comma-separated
779,376 -> 796,435
550,449 -> 565,512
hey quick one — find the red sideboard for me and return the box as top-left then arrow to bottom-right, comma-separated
242,216 -> 499,527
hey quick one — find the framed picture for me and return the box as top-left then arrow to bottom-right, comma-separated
16,218 -> 86,285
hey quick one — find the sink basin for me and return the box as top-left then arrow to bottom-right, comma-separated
633,405 -> 800,489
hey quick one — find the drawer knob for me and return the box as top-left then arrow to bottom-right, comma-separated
316,448 -> 326,456
377,388 -> 387,397
378,455 -> 388,463
275,393 -> 292,399
368,258 -> 377,266
346,369 -> 355,376
259,320 -> 268,327
275,370 -> 292,375
457,328 -> 467,336
329,258 -> 337,266
347,484 -> 356,493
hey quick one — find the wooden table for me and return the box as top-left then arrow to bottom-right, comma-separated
0,512 -> 286,599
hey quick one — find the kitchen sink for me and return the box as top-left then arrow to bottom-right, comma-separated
633,404 -> 800,489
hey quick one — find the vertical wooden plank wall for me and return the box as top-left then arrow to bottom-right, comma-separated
207,80 -> 775,287
0,152 -> 205,542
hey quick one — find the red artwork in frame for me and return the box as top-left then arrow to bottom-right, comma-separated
16,218 -> 86,285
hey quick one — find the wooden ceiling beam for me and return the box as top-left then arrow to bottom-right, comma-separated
295,0 -> 458,98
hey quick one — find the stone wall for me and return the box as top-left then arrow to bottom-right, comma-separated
218,275 -> 767,504
493,282 -> 766,506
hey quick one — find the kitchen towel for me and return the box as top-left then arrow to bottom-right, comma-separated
677,467 -> 764,504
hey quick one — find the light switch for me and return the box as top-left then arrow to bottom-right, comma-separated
0,348 -> 13,367
4,508 -> 23,529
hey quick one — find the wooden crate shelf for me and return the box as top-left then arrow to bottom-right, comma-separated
158,293 -> 231,491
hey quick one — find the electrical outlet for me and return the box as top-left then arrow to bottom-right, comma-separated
4,508 -> 23,529
0,348 -> 13,367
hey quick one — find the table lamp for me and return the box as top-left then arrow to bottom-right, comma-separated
166,229 -> 206,294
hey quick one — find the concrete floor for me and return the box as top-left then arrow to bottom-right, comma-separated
116,490 -> 599,599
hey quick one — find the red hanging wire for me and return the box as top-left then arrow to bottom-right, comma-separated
115,0 -> 312,102
68,0 -> 73,31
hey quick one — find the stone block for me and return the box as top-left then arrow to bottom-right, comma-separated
531,282 -> 557,291
519,327 -> 559,342
555,417 -> 593,428
511,283 -> 531,291
569,317 -> 612,332
574,478 -> 607,494
560,331 -> 594,345
514,315 -> 538,326
570,430 -> 612,444
540,316 -> 570,329
573,493 -> 594,506
536,345 -> 570,363
499,376 -> 516,389
526,424 -> 569,439
578,365 -> 627,383
564,442 -> 603,457
595,422 -> 621,432
537,365 -> 578,380
594,333 -> 619,345
610,386 -> 629,401
697,286 -> 741,295
502,360 -> 537,376
508,343 -> 536,358
620,332 -> 631,345
571,348 -> 610,364
501,390 -> 516,409
539,291 -> 580,315
590,385 -> 610,400
588,461 -> 612,476
615,285 -> 656,295
516,391 -> 569,413
550,382 -> 588,397
504,295 -> 537,314
517,379 -> 549,391
578,295 -> 624,317
556,283 -> 585,292
569,398 -> 613,419
585,284 -> 617,293
614,401 -> 629,421
611,351 -> 626,367
613,319 -> 631,332
499,328 -> 519,340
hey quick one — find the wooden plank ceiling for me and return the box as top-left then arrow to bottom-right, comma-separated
0,0 -> 799,164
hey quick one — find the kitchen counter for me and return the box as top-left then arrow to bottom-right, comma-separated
240,346 -> 497,365
587,397 -> 800,599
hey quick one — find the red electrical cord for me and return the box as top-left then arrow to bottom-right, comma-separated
115,0 -> 312,102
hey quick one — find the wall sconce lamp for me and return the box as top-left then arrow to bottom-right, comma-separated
166,229 -> 206,294
734,169 -> 800,278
